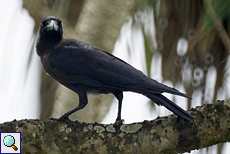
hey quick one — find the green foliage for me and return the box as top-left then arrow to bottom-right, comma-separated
138,0 -> 157,11
142,26 -> 153,77
202,0 -> 230,30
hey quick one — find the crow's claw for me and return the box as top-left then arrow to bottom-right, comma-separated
48,116 -> 77,130
114,119 -> 124,125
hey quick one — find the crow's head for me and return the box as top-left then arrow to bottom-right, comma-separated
39,16 -> 63,39
37,16 -> 63,56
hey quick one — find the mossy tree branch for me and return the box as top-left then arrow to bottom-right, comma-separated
1,100 -> 230,154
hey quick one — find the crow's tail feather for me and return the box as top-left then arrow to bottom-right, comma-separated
144,93 -> 194,120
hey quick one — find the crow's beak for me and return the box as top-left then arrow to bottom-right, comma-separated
46,20 -> 58,32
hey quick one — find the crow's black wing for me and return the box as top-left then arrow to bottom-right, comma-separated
48,39 -> 149,91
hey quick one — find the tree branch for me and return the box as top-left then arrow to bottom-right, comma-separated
1,100 -> 230,154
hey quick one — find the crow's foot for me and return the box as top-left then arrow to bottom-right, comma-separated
48,116 -> 77,130
114,119 -> 124,125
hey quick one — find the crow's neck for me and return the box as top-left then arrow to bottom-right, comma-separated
36,35 -> 62,57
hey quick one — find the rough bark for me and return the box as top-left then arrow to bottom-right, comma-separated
1,100 -> 230,154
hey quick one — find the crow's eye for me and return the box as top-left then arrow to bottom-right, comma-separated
41,21 -> 47,27
46,21 -> 50,25
44,20 -> 52,26
41,21 -> 47,26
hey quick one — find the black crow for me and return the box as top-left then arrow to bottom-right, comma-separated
36,16 -> 194,125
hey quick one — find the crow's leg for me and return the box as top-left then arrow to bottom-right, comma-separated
48,90 -> 88,128
113,91 -> 124,125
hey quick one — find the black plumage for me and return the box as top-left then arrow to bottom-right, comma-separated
36,16 -> 194,124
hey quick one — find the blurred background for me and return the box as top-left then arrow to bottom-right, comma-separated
0,0 -> 230,153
